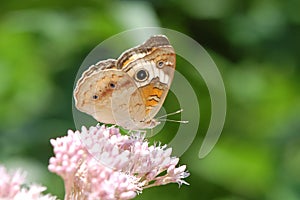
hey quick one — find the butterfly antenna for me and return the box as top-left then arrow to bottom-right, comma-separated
158,118 -> 189,124
157,109 -> 184,119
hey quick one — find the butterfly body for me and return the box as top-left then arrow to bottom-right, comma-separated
74,35 -> 175,130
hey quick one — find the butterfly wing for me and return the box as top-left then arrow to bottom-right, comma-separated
117,35 -> 176,126
74,60 -> 146,129
74,59 -> 120,124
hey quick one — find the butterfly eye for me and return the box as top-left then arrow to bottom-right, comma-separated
135,69 -> 149,82
157,60 -> 164,68
92,95 -> 98,99
109,82 -> 116,89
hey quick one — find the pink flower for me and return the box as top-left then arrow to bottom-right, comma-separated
0,166 -> 25,199
14,185 -> 57,200
0,165 -> 56,200
48,125 -> 189,200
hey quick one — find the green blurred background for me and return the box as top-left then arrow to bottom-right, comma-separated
1,0 -> 300,199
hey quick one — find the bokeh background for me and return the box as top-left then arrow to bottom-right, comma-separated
1,0 -> 300,199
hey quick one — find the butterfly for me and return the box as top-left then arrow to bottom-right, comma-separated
73,35 -> 176,130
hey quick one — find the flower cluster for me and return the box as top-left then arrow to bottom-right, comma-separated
0,165 -> 56,200
48,125 -> 189,200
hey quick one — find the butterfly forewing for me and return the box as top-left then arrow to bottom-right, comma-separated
117,35 -> 176,126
